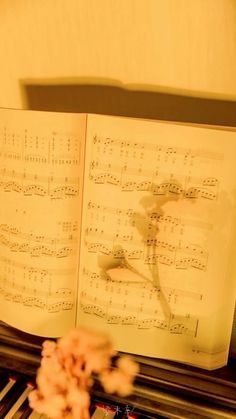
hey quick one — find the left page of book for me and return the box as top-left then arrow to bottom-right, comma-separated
0,108 -> 87,337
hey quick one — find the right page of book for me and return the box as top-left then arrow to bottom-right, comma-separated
77,114 -> 236,369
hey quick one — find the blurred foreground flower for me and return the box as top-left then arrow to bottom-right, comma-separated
29,326 -> 139,419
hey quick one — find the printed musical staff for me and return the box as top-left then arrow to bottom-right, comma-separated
0,126 -> 81,166
80,297 -> 198,337
0,252 -> 75,314
83,268 -> 203,301
93,134 -> 224,162
89,161 -> 219,200
0,168 -> 80,199
0,223 -> 77,258
85,240 -> 208,271
84,215 -> 209,272
0,286 -> 74,314
87,201 -> 213,231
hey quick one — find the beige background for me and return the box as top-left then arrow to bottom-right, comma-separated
0,0 -> 236,109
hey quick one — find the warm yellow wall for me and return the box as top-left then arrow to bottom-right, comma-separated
0,0 -> 236,109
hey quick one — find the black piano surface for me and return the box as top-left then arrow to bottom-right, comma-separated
0,322 -> 235,419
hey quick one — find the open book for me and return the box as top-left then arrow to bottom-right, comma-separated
1,107 -> 236,370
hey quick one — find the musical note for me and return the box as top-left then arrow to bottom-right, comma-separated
48,302 -> 62,313
87,242 -> 111,255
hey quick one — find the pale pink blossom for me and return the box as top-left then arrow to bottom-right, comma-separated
41,340 -> 57,357
100,358 -> 139,397
29,326 -> 138,419
116,355 -> 139,377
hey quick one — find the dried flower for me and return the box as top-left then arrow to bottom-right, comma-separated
29,326 -> 139,419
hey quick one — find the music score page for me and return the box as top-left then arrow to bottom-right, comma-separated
0,109 -> 87,336
77,114 -> 236,369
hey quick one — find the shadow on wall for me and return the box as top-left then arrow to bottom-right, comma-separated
21,78 -> 236,127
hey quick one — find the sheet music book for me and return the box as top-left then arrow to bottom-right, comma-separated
1,107 -> 236,370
